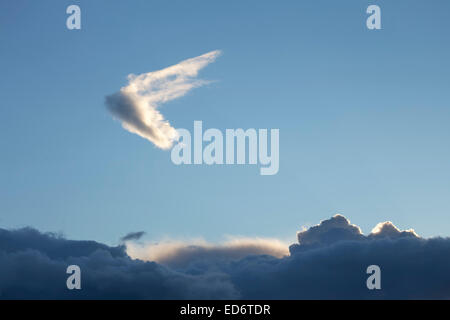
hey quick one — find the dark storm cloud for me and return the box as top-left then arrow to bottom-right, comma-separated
0,227 -> 125,259
227,236 -> 450,299
0,227 -> 238,299
1,215 -> 450,299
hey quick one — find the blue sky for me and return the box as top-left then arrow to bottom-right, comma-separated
1,0 -> 450,245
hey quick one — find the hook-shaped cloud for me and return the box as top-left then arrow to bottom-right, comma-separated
106,50 -> 221,149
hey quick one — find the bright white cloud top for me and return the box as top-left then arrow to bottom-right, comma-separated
106,50 -> 221,149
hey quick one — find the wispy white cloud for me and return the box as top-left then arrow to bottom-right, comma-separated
106,50 -> 221,149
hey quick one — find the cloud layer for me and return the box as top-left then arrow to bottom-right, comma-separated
0,227 -> 237,299
2,215 -> 450,299
106,50 -> 221,149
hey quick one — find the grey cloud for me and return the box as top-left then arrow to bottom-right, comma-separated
0,227 -> 125,259
226,236 -> 450,299
120,231 -> 146,242
295,214 -> 364,247
0,227 -> 238,299
289,215 -> 418,254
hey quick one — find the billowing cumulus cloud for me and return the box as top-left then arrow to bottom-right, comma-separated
105,50 -> 221,149
289,214 -> 418,254
2,215 -> 450,299
295,214 -> 364,246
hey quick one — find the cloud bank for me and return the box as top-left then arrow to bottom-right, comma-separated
2,215 -> 450,299
0,227 -> 237,299
106,50 -> 221,149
